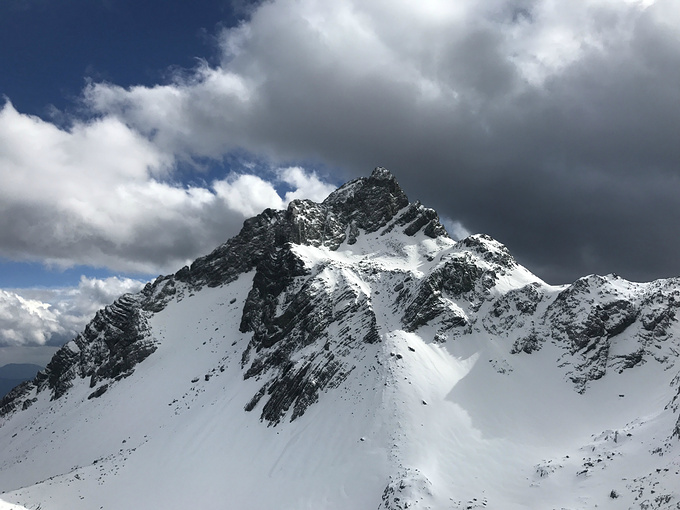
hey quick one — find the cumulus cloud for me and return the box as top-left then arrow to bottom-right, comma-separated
83,0 -> 680,283
278,166 -> 337,203
211,166 -> 335,218
0,290 -> 62,346
2,0 -> 680,283
0,99 -> 336,274
0,276 -> 146,349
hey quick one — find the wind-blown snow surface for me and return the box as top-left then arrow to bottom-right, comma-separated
1,175 -> 680,509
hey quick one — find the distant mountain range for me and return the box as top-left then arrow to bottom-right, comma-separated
0,364 -> 43,399
0,168 -> 679,509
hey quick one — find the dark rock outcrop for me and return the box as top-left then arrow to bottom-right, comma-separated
0,381 -> 34,418
484,283 -> 543,336
233,169 -> 449,424
402,245 -> 505,332
36,293 -> 155,400
542,274 -> 679,392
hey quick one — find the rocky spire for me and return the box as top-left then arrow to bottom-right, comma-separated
320,167 -> 410,236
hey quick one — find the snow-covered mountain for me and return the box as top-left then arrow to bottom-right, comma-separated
1,168 -> 679,509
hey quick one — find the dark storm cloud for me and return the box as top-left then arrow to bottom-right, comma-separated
4,0 -> 680,284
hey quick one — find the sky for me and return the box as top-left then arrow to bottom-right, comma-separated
0,0 -> 679,365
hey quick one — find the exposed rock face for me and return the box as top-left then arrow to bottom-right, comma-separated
0,381 -> 33,417
402,253 -> 491,332
235,168 -> 443,424
539,274 -> 680,393
37,293 -> 154,400
2,167 -> 680,445
1,293 -> 154,414
485,283 -> 543,333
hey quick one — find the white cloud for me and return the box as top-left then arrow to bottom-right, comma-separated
0,276 -> 146,348
0,100 -> 337,274
278,167 -> 336,203
213,173 -> 286,218
0,290 -> 62,346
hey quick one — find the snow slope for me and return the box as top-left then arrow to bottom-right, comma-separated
1,169 -> 679,509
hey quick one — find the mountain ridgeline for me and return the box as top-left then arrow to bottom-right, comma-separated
1,168 -> 679,510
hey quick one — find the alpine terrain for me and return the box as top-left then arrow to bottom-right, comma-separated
1,168 -> 679,509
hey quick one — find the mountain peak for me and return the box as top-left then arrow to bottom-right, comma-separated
370,165 -> 397,180
321,166 -> 409,229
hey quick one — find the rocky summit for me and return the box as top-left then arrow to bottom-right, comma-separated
1,168 -> 679,510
